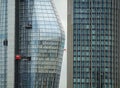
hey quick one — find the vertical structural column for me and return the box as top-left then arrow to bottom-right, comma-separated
67,0 -> 73,88
7,0 -> 15,88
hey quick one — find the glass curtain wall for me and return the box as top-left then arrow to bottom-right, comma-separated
17,0 -> 64,88
73,0 -> 120,88
0,0 -> 7,88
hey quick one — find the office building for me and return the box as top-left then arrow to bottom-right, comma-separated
0,0 -> 64,88
67,0 -> 120,88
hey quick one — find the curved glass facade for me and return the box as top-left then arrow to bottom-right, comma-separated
0,0 -> 7,87
17,0 -> 64,88
69,0 -> 120,88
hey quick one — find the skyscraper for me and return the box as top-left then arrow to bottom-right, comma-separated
67,0 -> 120,88
0,0 -> 64,88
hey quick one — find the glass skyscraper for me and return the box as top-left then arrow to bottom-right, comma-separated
0,0 -> 64,88
67,0 -> 120,88
0,0 -> 7,88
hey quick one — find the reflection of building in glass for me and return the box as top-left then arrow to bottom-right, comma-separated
0,0 -> 64,88
67,0 -> 120,88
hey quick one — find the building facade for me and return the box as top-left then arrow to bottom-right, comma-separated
0,0 -> 8,88
0,0 -> 64,88
67,0 -> 120,88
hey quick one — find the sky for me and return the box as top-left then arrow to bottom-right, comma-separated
53,0 -> 67,88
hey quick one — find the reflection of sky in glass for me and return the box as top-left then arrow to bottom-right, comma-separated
19,0 -> 64,88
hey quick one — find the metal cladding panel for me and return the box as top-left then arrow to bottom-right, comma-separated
7,0 -> 15,88
67,0 -> 73,88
